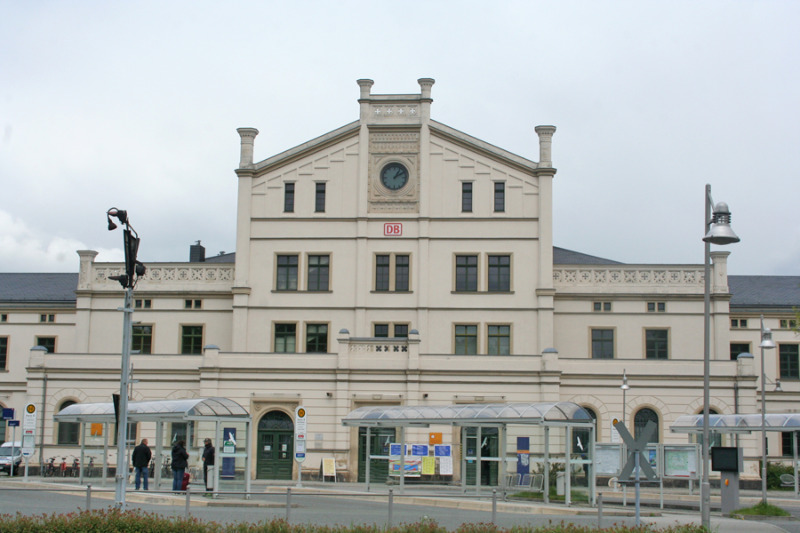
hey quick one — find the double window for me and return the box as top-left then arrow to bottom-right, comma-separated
184,299 -> 202,309
276,254 -> 331,292
647,302 -> 666,312
373,324 -> 409,338
132,325 -> 153,355
274,323 -> 329,353
593,302 -> 612,312
453,324 -> 511,355
454,254 -> 512,292
591,329 -> 614,359
780,344 -> 799,379
135,299 -> 152,309
180,325 -> 204,355
40,314 -> 54,323
374,254 -> 410,292
645,329 -> 669,360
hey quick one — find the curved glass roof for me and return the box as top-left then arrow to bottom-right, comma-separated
671,413 -> 800,434
342,402 -> 594,427
54,397 -> 250,423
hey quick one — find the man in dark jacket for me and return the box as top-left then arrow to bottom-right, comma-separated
171,440 -> 189,491
202,438 -> 215,492
131,438 -> 152,490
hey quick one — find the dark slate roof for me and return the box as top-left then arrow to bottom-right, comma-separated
729,275 -> 800,309
0,273 -> 78,302
204,252 -> 235,263
553,247 -> 624,265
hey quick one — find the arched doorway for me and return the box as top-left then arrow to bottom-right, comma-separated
256,410 -> 293,480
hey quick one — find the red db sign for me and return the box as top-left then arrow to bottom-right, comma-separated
384,223 -> 402,236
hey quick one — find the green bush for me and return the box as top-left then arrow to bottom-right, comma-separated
765,460 -> 794,489
0,510 -> 709,533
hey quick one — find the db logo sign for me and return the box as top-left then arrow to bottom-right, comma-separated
384,223 -> 402,236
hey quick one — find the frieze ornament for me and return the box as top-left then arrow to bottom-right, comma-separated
553,267 -> 704,287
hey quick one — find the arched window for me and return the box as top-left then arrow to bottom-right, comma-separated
634,407 -> 659,444
258,410 -> 294,431
57,400 -> 80,445
573,407 -> 597,454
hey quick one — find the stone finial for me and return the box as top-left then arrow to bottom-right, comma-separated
357,79 -> 374,100
418,78 -> 435,100
236,127 -> 259,169
535,125 -> 557,167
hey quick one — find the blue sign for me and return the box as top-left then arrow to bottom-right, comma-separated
389,443 -> 407,456
434,445 -> 451,457
221,427 -> 236,479
7,420 -> 19,427
411,444 -> 428,456
2,408 -> 14,420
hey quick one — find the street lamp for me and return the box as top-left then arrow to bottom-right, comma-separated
701,185 -> 740,529
106,208 -> 145,509
621,370 -> 630,426
760,316 -> 776,503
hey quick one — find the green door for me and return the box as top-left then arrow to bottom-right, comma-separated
358,427 -> 395,483
256,411 -> 294,480
463,427 -> 499,486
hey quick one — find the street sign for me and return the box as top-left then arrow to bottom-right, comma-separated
616,421 -> 658,481
2,408 -> 14,420
294,406 -> 307,463
23,404 -> 37,430
7,420 -> 19,427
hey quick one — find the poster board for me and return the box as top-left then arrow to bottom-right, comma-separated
595,443 -> 622,475
663,445 -> 699,479
322,457 -> 336,479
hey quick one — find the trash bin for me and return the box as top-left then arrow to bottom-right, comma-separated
556,472 -> 565,495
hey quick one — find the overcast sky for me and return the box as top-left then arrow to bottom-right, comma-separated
2,1 -> 798,276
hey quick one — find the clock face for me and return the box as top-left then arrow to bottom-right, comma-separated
380,162 -> 409,190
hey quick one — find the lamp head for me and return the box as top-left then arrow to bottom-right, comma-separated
775,379 -> 783,393
760,327 -> 776,349
703,202 -> 740,245
620,370 -> 630,390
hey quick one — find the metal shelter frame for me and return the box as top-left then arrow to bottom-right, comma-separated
342,401 -> 596,506
671,412 -> 800,496
54,397 -> 252,495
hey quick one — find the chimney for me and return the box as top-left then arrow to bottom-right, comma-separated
190,241 -> 205,263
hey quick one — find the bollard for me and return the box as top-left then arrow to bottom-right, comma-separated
86,484 -> 92,512
492,489 -> 497,524
388,488 -> 394,528
597,492 -> 603,529
286,487 -> 292,522
185,486 -> 191,518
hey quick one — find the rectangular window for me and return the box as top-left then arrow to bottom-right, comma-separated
462,182 -> 473,213
487,255 -> 510,292
455,255 -> 478,292
455,325 -> 478,355
591,329 -> 614,359
36,336 -> 56,353
731,319 -> 748,328
647,302 -> 666,312
645,329 -> 669,360
730,343 -> 751,360
0,337 -> 7,370
184,299 -> 201,309
487,325 -> 510,355
284,183 -> 295,213
375,255 -> 390,291
493,182 -> 505,212
782,432 -> 800,457
131,325 -> 153,355
180,325 -> 203,355
374,324 -> 389,338
40,314 -> 54,323
780,344 -> 800,379
593,302 -> 612,312
393,324 -> 409,338
1,314 -> 7,322
315,182 -> 326,213
274,323 -> 297,353
135,299 -> 152,309
276,255 -> 299,291
394,255 -> 409,292
306,324 -> 328,353
780,319 -> 798,329
307,255 -> 330,291
374,324 -> 408,338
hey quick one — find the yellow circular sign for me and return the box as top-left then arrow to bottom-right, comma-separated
26,404 -> 36,414
297,408 -> 306,418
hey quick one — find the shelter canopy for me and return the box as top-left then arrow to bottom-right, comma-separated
54,397 -> 250,423
342,401 -> 594,428
671,413 -> 800,434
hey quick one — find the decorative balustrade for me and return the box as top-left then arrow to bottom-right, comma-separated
553,266 -> 705,293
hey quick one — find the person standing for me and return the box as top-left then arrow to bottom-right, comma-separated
171,439 -> 189,491
202,438 -> 215,492
131,438 -> 152,491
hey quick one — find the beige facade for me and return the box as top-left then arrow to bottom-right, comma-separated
1,79 -> 798,482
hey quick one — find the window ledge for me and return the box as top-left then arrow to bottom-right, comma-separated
451,291 -> 515,295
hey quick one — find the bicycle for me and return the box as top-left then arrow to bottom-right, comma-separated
42,457 -> 57,478
59,457 -> 67,477
70,456 -> 80,477
85,456 -> 96,477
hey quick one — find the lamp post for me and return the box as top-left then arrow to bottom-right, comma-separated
621,370 -> 630,426
700,185 -> 740,529
106,208 -> 145,509
760,315 -> 776,503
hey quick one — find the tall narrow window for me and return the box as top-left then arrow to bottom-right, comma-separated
455,325 -> 478,355
455,255 -> 478,292
274,324 -> 297,353
315,182 -> 326,213
284,183 -> 295,213
487,255 -> 510,292
276,255 -> 299,291
180,325 -> 204,355
57,400 -> 80,444
780,344 -> 800,379
375,255 -> 390,291
0,337 -> 7,370
394,255 -> 409,291
462,182 -> 473,213
645,329 -> 668,359
306,324 -> 328,353
307,255 -> 330,291
487,325 -> 510,355
131,325 -> 153,355
591,329 -> 614,359
36,336 -> 56,353
494,182 -> 505,212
